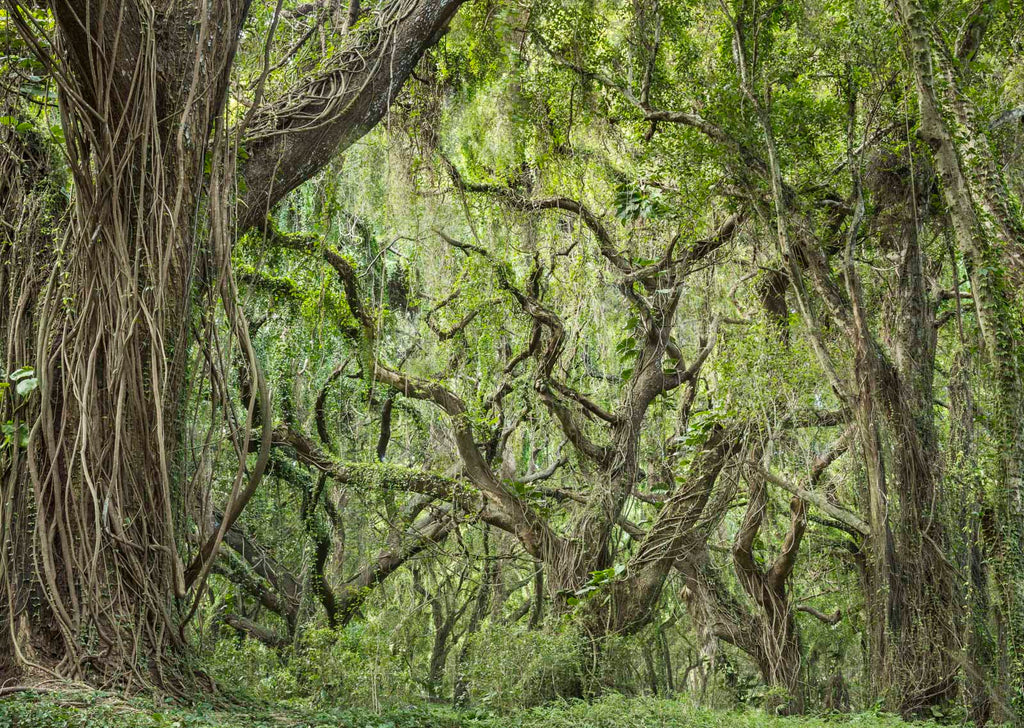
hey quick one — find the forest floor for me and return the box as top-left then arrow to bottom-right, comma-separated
0,690 -> 953,728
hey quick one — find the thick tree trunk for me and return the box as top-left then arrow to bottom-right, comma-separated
587,426 -> 734,636
0,0 -> 465,689
884,180 -> 960,714
733,464 -> 808,715
892,0 -> 1024,715
949,353 -> 998,724
0,113 -> 64,679
0,1 -> 246,688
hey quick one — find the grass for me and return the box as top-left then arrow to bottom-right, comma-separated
0,690 -> 949,728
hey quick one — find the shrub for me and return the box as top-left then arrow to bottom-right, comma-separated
458,623 -> 584,712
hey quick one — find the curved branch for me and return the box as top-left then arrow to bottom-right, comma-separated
336,508 -> 457,625
768,497 -> 808,589
316,359 -> 352,451
440,156 -> 632,274
796,604 -> 843,625
223,614 -> 289,648
425,290 -> 500,340
439,230 -> 613,463
259,218 -> 373,331
238,0 -> 468,230
515,453 -> 568,485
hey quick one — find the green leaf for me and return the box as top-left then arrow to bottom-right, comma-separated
1,421 -> 28,449
615,336 -> 637,354
9,366 -> 34,382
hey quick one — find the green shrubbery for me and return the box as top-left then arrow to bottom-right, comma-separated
290,625 -> 418,709
206,620 -> 669,714
204,619 -> 781,716
209,637 -> 300,704
209,624 -> 417,709
208,620 -> 594,713
0,691 -> 955,728
456,623 -> 584,711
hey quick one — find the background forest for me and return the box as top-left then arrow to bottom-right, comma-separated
1,0 -> 1023,725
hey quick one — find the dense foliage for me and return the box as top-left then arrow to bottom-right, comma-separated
0,692 -> 958,728
1,0 -> 1023,724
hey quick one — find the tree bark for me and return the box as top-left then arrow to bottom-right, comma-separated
891,0 -> 1024,716
0,0 -> 465,689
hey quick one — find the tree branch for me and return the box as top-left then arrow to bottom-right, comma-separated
440,156 -> 633,274
747,463 -> 870,537
796,604 -> 843,625
222,613 -> 289,648
238,0 -> 467,231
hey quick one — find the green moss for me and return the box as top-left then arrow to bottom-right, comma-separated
236,265 -> 303,303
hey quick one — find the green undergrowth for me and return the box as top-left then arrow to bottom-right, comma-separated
0,691 -> 951,728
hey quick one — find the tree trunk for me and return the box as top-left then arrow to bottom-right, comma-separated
0,110 -> 64,680
0,0 -> 465,690
732,456 -> 808,715
0,1 -> 246,688
891,0 -> 1024,715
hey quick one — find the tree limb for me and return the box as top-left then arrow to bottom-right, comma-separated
238,0 -> 467,231
748,463 -> 871,537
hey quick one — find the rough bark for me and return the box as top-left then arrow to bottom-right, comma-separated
731,466 -> 807,714
891,0 -> 1024,716
0,0 -> 249,688
0,0 -> 466,689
